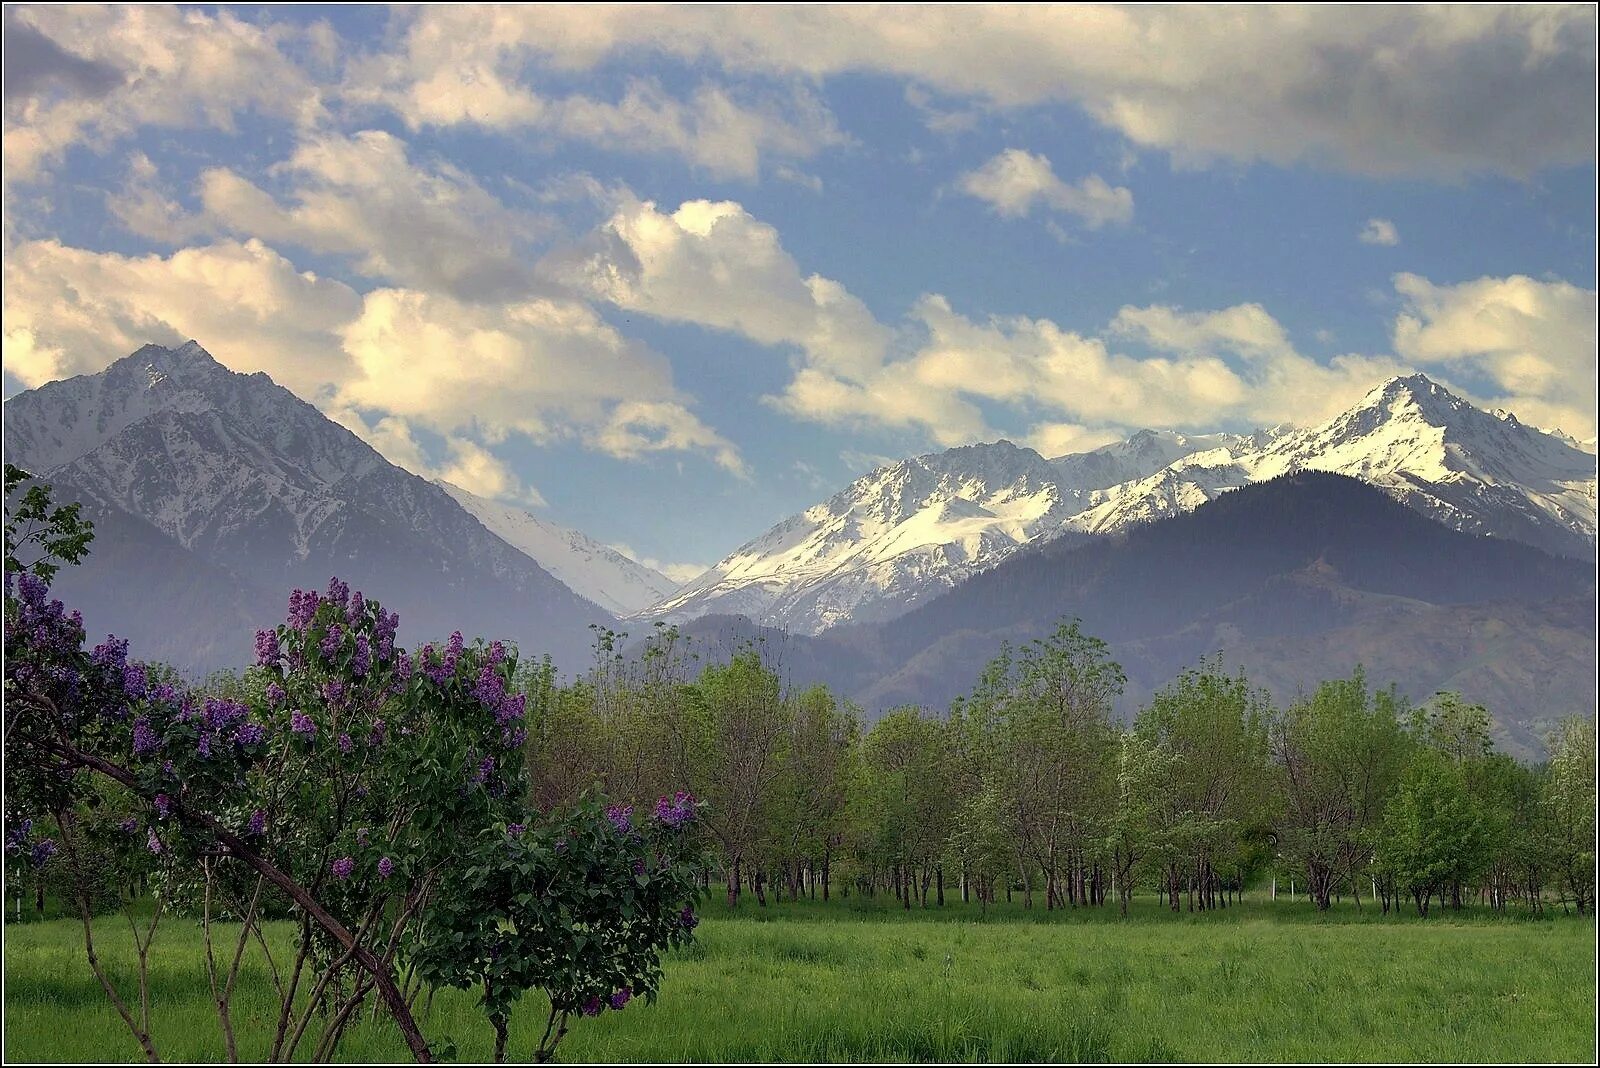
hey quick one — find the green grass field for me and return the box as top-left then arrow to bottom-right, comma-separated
4,895 -> 1594,1063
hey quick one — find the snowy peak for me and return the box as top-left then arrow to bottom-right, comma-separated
437,482 -> 678,615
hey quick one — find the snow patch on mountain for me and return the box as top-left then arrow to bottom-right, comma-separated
437,482 -> 678,615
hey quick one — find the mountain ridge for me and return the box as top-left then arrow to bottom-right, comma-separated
633,373 -> 1596,634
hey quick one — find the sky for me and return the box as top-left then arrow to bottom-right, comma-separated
2,4 -> 1596,578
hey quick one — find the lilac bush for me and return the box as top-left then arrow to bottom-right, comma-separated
6,555 -> 704,1064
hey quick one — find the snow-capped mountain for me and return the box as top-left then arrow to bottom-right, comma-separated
438,481 -> 678,615
1077,375 -> 1597,555
641,441 -> 1094,633
2,341 -> 612,672
634,374 -> 1597,634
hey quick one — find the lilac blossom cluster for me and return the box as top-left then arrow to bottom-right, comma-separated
654,791 -> 696,829
605,804 -> 634,834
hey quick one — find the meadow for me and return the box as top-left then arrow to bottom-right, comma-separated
4,894 -> 1594,1063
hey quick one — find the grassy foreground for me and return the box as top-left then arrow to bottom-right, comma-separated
4,895 -> 1594,1062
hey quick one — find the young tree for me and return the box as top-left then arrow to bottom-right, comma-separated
1545,717 -> 1597,915
1272,670 -> 1410,910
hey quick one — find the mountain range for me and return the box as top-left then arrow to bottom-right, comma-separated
636,374 -> 1596,635
2,341 -> 1594,755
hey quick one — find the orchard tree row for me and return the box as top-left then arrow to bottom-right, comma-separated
518,619 -> 1595,921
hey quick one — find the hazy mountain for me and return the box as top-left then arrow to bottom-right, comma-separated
2,341 -> 612,674
438,481 -> 678,615
635,374 -> 1596,634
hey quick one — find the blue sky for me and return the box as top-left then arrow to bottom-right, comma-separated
3,4 -> 1595,576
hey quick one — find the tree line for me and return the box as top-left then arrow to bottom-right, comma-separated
517,621 -> 1596,919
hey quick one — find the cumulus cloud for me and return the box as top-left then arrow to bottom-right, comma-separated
377,5 -> 1596,179
185,130 -> 547,299
588,401 -> 748,477
552,196 -> 892,380
328,407 -> 546,506
3,6 -> 327,184
606,544 -> 707,585
1360,218 -> 1400,246
958,149 -> 1133,227
346,16 -> 847,181
1392,272 -> 1598,437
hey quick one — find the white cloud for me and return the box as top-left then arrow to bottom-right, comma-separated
379,5 -> 1596,179
588,401 -> 747,477
328,407 -> 545,506
606,544 -> 707,585
1359,218 -> 1400,246
346,18 -> 847,181
554,196 -> 892,380
3,6 -> 327,185
958,149 -> 1133,227
186,130 -> 548,300
1392,273 -> 1598,437
1023,422 -> 1127,459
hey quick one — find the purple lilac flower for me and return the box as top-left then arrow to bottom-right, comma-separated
147,829 -> 164,855
507,823 -> 526,837
290,710 -> 317,737
347,591 -> 365,624
473,663 -> 506,707
154,793 -> 171,819
30,839 -> 56,867
254,628 -> 280,667
319,624 -> 344,661
368,719 -> 386,746
287,589 -> 320,631
234,721 -> 266,747
132,716 -> 160,756
330,856 -> 355,880
470,755 -> 495,786
377,856 -> 395,879
605,804 -> 633,834
633,858 -> 646,876
581,996 -> 603,1018
122,663 -> 148,699
496,692 -> 527,726
609,988 -> 632,1011
91,636 -> 129,671
266,681 -> 286,706
326,577 -> 350,609
352,634 -> 371,677
487,640 -> 507,666
654,790 -> 696,829
5,819 -> 32,856
247,809 -> 267,836
323,680 -> 345,704
338,732 -> 353,755
679,906 -> 699,931
119,817 -> 140,835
